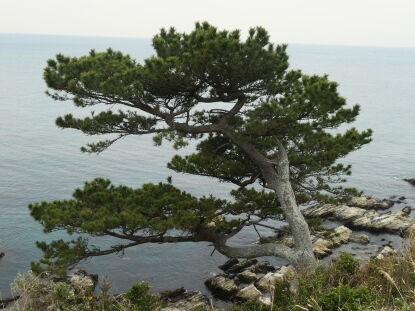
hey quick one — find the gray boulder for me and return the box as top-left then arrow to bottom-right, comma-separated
226,259 -> 258,274
253,261 -> 276,274
161,291 -> 210,311
237,270 -> 257,283
218,258 -> 239,271
235,284 -> 262,301
205,275 -> 238,299
348,196 -> 393,210
349,233 -> 370,244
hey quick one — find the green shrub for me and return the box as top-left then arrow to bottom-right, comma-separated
317,284 -> 374,311
123,282 -> 161,311
297,266 -> 327,300
306,217 -> 324,231
334,252 -> 360,275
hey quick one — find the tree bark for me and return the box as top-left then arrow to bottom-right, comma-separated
272,141 -> 317,270
220,126 -> 317,270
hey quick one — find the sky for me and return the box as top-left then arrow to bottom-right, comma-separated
1,0 -> 414,48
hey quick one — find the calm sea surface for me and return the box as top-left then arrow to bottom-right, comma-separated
0,34 -> 414,297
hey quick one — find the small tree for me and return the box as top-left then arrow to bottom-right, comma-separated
30,22 -> 371,274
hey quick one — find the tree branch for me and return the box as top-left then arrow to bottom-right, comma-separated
214,240 -> 295,261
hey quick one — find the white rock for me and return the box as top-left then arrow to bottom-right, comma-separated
313,238 -> 332,258
256,266 -> 294,291
257,295 -> 272,306
376,246 -> 397,260
349,196 -> 393,210
331,226 -> 352,246
235,284 -> 262,301
312,226 -> 352,258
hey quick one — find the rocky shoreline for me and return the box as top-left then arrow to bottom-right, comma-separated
146,195 -> 414,309
1,195 -> 413,310
163,242 -> 399,310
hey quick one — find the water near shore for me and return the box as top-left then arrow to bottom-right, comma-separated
0,34 -> 414,297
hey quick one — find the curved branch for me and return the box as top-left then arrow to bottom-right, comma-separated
214,240 -> 296,261
83,234 -> 196,259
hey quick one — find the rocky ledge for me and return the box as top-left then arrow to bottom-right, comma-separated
346,196 -> 394,210
303,203 -> 415,236
160,288 -> 210,311
404,178 -> 415,186
205,258 -> 294,306
262,225 -> 368,259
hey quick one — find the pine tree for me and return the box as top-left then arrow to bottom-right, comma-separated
30,22 -> 372,274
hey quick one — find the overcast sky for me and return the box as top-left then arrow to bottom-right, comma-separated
1,0 -> 414,47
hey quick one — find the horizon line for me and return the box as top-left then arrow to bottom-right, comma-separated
1,31 -> 415,50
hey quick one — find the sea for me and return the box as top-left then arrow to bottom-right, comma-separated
0,33 -> 414,298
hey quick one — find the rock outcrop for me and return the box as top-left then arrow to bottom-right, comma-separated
235,284 -> 262,301
312,226 -> 352,258
67,270 -> 98,292
376,245 -> 397,260
224,259 -> 258,275
402,206 -> 412,215
161,291 -> 210,311
218,258 -> 239,271
255,266 -> 295,291
253,261 -> 276,274
404,178 -> 415,186
237,270 -> 257,283
205,275 -> 238,299
263,225 -> 355,259
347,196 -> 393,210
303,204 -> 415,235
349,233 -> 370,244
207,259 -> 287,305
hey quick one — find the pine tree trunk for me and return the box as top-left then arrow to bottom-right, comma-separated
272,141 -> 317,270
221,127 -> 317,270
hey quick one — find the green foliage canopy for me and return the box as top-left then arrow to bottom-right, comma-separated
32,22 -> 372,273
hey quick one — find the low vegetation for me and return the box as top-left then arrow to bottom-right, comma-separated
8,273 -> 164,311
6,234 -> 415,310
